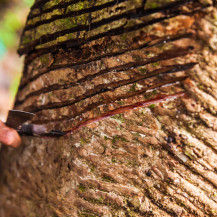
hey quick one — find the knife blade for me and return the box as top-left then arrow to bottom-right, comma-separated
6,110 -> 66,137
6,110 -> 35,129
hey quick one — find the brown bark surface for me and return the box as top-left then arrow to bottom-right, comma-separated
1,0 -> 217,216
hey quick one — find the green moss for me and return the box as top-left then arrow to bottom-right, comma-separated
152,89 -> 157,95
139,67 -> 148,74
102,175 -> 115,183
145,0 -> 171,9
111,114 -> 125,123
149,104 -> 156,108
22,36 -> 31,44
198,83 -> 205,90
66,1 -> 91,13
98,196 -> 103,203
100,143 -> 107,150
78,212 -> 98,217
129,83 -> 137,92
112,135 -> 127,144
132,54 -> 143,61
116,100 -> 125,105
144,89 -> 158,99
127,160 -> 140,167
90,165 -> 96,172
78,184 -> 86,192
111,157 -> 117,163
149,2 -> 159,8
112,136 -> 118,144
184,150 -> 196,160
120,33 -> 128,42
80,137 -> 88,145
151,61 -> 160,67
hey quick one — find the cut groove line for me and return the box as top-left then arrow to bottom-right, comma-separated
32,79 -> 185,124
16,47 -> 193,109
28,76 -> 187,119
19,33 -> 194,91
64,92 -> 186,134
16,62 -> 196,106
18,1 -> 203,55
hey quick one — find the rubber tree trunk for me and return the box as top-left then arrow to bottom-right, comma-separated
1,0 -> 217,216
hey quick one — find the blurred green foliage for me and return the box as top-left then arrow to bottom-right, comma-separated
0,0 -> 34,100
0,11 -> 22,49
0,0 -> 34,55
0,40 -> 6,58
10,74 -> 21,98
23,0 -> 34,7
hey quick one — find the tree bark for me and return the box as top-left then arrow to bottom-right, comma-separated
1,0 -> 217,216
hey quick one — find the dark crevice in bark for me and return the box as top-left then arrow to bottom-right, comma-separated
18,7 -> 204,65
184,124 -> 217,156
18,1 -> 204,56
16,62 -> 196,106
32,77 -> 187,124
125,199 -> 156,216
25,0 -> 195,32
18,47 -> 192,111
162,141 -> 217,192
153,186 -> 190,215
85,7 -> 202,43
19,33 -> 194,90
175,170 -> 217,206
32,82 -> 183,124
154,185 -> 204,215
177,97 -> 217,155
24,75 -> 187,113
144,189 -> 176,216
165,165 -> 216,215
29,0 -> 85,18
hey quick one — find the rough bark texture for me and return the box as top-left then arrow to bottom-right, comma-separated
1,0 -> 217,216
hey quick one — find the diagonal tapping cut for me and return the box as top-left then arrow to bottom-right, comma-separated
34,76 -> 188,125
63,92 -> 186,134
27,75 -> 188,118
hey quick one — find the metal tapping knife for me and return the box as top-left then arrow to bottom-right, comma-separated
6,110 -> 66,137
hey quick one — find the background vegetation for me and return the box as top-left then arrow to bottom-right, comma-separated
0,0 -> 33,120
